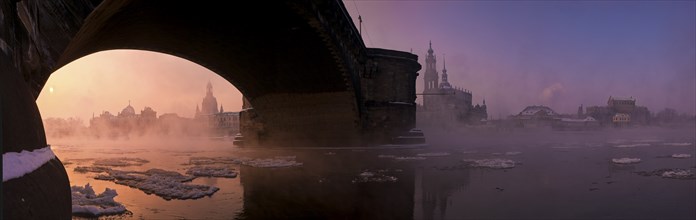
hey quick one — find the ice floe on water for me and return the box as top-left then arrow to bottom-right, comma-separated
613,143 -> 650,148
187,157 -> 248,165
186,166 -> 237,178
71,183 -> 127,217
378,154 -> 397,158
416,152 -> 451,157
75,166 -> 218,200
661,170 -> 694,179
663,143 -> 693,147
671,154 -> 692,159
461,150 -> 478,154
394,156 -> 427,160
505,151 -> 522,156
93,157 -> 149,167
612,158 -> 641,164
242,156 -> 302,168
462,158 -> 516,169
636,168 -> 695,180
634,139 -> 663,143
352,170 -> 398,183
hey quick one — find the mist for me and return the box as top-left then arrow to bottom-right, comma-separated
36,50 -> 244,122
346,0 -> 696,116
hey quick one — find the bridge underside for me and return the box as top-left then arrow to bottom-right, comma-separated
2,0 -> 421,218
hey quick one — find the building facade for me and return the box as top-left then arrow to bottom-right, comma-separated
194,82 -> 240,136
417,42 -> 487,125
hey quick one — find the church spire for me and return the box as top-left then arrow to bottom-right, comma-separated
441,54 -> 449,85
220,105 -> 224,113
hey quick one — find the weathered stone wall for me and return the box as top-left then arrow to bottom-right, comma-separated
361,48 -> 421,143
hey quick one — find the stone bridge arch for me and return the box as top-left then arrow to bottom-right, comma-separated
1,0 -> 420,218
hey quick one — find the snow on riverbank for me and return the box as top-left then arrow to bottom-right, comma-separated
462,158 -> 516,169
186,166 -> 237,178
71,183 -> 127,217
612,158 -> 641,164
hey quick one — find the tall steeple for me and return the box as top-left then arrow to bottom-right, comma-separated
439,54 -> 451,89
423,40 -> 439,92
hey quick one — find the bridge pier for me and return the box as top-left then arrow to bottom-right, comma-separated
1,63 -> 71,220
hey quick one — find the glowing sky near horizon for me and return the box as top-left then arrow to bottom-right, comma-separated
36,1 -> 695,121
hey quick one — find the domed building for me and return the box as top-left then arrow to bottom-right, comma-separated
118,101 -> 137,118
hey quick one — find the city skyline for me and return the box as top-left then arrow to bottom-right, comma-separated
36,1 -> 696,120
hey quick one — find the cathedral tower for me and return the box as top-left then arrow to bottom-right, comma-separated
423,41 -> 439,108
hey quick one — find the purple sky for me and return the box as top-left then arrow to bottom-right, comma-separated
345,0 -> 695,117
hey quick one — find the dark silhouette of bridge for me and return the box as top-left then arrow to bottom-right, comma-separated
1,0 -> 420,218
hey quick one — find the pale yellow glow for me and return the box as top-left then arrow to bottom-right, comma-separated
36,50 -> 243,121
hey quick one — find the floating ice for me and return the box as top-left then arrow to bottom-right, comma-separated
663,143 -> 693,146
416,152 -> 451,157
242,156 -> 302,168
352,170 -> 398,183
93,157 -> 149,167
612,158 -> 641,164
378,155 -> 397,158
461,150 -> 478,154
187,157 -> 250,165
613,144 -> 650,148
661,169 -> 694,179
463,158 -> 516,169
634,139 -> 663,143
671,154 -> 692,159
324,152 -> 336,155
394,156 -> 427,160
505,151 -> 522,156
75,166 -> 218,200
186,166 -> 237,178
71,183 -> 127,217
637,168 -> 696,180
3,146 -> 57,182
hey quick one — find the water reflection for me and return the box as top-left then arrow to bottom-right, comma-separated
237,152 -> 416,219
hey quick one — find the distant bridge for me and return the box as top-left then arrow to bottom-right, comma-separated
1,0 -> 420,218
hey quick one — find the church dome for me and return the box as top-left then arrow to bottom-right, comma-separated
121,104 -> 135,116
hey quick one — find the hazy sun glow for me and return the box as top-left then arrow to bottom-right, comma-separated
36,50 -> 243,121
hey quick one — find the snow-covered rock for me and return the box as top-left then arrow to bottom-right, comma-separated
3,146 -> 56,182
186,166 -> 237,178
463,158 -> 516,169
612,158 -> 641,164
71,183 -> 127,217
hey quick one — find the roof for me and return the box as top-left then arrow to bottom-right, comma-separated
609,96 -> 635,101
518,105 -> 558,116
